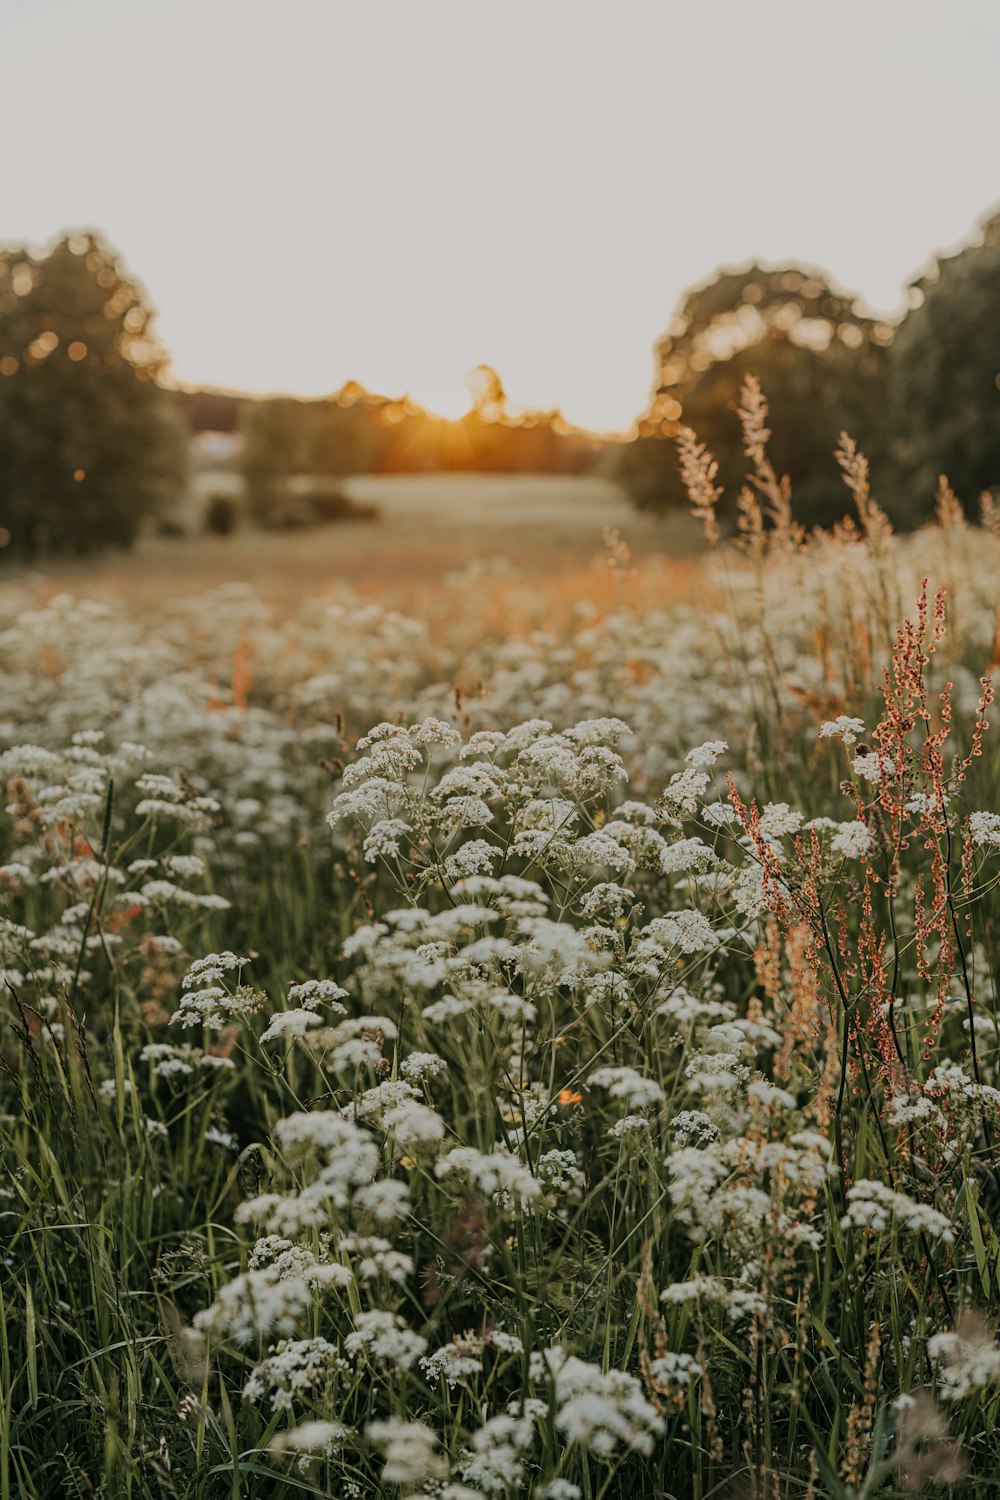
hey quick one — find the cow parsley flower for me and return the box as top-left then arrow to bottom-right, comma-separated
400,1050 -> 448,1082
352,1177 -> 411,1222
343,1235 -> 413,1283
841,1180 -> 954,1242
853,752 -> 889,784
703,801 -> 738,826
444,839 -> 500,882
409,716 -> 463,749
363,818 -> 412,862
746,1080 -> 796,1111
887,1093 -> 943,1126
929,1316 -> 1000,1400
645,909 -> 715,953
649,1351 -> 704,1386
260,1009 -> 324,1045
437,795 -> 496,831
759,803 -> 803,840
367,1418 -> 446,1483
436,1147 -> 541,1207
533,1348 -> 664,1457
270,1419 -> 349,1456
140,1043 -> 195,1078
685,740 -> 728,768
670,1109 -> 720,1146
382,1098 -> 446,1144
831,821 -> 874,859
346,1311 -> 427,1370
658,768 -> 710,818
588,1065 -> 664,1110
661,1275 -> 728,1305
287,979 -> 348,1011
537,1482 -> 582,1500
245,1336 -> 344,1410
422,994 -> 473,1023
969,811 -> 1000,850
421,1337 -> 486,1388
182,952 -> 250,989
459,1405 -> 538,1492
818,716 -> 866,748
609,1115 -> 651,1139
195,1268 -> 320,1345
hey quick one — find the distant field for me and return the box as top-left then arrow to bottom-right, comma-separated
4,472 -> 706,613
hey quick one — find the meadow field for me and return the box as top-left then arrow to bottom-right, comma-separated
4,445 -> 1000,1499
20,474 -> 704,609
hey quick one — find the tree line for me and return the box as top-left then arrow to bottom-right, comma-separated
233,375 -> 600,531
2,211 -> 1000,555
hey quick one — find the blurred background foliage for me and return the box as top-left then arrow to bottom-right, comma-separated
618,263 -> 895,528
2,208 -> 1000,556
891,210 -> 1000,507
0,234 -> 188,556
619,210 -> 1000,528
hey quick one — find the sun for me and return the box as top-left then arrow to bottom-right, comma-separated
410,370 -> 473,423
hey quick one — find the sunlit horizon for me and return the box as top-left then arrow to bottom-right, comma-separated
3,0 -> 1000,432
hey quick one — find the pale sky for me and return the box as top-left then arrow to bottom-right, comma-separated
2,0 -> 999,430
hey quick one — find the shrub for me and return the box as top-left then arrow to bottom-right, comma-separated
204,492 -> 239,535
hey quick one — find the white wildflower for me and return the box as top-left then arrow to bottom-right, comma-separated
969,811 -> 1000,850
841,1180 -> 954,1242
436,1147 -> 541,1207
929,1317 -> 1000,1400
818,716 -> 866,749
287,979 -> 348,1011
270,1420 -> 348,1456
831,821 -> 873,859
445,839 -> 501,881
260,1009 -> 324,1044
367,1418 -> 446,1484
645,909 -> 715,953
649,1350 -> 704,1385
685,740 -> 728,768
346,1311 -> 427,1370
588,1065 -> 664,1111
421,1337 -> 486,1388
533,1348 -> 664,1457
363,818 -> 412,862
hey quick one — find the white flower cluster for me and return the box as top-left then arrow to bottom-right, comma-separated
532,1348 -> 665,1456
929,1319 -> 1000,1400
968,810 -> 1000,850
171,952 -> 260,1029
840,1179 -> 954,1242
436,1147 -> 541,1208
818,716 -> 867,749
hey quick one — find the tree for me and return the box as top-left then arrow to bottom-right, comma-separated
240,397 -> 310,526
0,232 -> 187,557
240,387 -> 386,528
891,209 -> 1000,512
617,263 -> 895,529
306,386 -> 385,478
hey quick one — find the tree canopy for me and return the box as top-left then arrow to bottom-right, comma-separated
618,264 -> 894,528
0,232 -> 187,557
891,210 -> 1000,512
